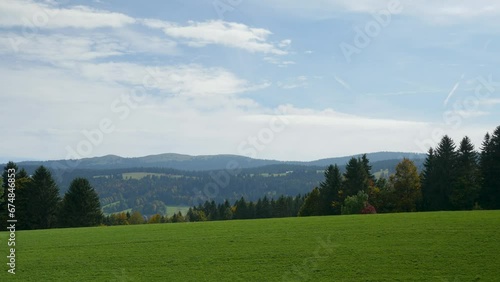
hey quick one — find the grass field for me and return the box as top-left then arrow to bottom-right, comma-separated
1,211 -> 499,281
121,172 -> 198,180
165,205 -> 190,217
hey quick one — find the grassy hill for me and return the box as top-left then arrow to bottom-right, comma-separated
1,211 -> 498,281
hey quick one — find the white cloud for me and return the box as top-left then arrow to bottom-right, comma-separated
259,0 -> 500,25
455,110 -> 490,118
0,0 -> 135,29
0,30 -> 178,65
263,56 -> 296,67
77,62 -> 258,97
143,19 -> 287,55
277,76 -> 308,89
278,39 -> 292,48
478,98 -> 500,106
0,33 -> 127,62
0,63 -> 493,162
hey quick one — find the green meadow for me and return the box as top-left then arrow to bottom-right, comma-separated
1,211 -> 499,281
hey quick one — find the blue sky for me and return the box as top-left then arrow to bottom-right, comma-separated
1,0 -> 499,162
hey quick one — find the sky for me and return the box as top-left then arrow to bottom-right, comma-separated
1,0 -> 499,162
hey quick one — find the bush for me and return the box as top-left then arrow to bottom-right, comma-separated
341,191 -> 369,215
361,203 -> 377,214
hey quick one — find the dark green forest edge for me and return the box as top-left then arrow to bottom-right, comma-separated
1,125 -> 499,229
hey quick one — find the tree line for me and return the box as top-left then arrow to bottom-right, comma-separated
0,164 -> 102,230
185,125 -> 500,221
2,125 -> 498,228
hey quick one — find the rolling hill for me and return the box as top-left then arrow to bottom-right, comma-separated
9,151 -> 426,171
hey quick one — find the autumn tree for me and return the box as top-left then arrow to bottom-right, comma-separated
129,210 -> 145,224
298,188 -> 322,216
389,158 -> 421,212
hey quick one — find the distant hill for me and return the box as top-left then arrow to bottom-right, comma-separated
7,153 -> 426,216
298,151 -> 426,167
10,151 -> 426,172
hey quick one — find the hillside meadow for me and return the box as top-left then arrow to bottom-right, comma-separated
1,211 -> 499,281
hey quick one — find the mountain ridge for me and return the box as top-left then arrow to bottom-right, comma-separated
6,151 -> 426,171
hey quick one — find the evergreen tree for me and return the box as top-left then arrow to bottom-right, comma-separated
221,200 -> 233,220
13,169 -> 31,230
1,163 -> 28,229
421,148 -> 437,211
233,197 -> 249,219
59,178 -> 103,227
343,157 -> 370,196
318,165 -> 343,215
25,166 -> 61,229
433,135 -> 458,210
451,137 -> 481,210
1,163 -> 13,229
421,136 -> 459,211
480,127 -> 500,209
361,154 -> 376,183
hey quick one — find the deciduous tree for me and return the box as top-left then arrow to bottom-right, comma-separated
389,158 -> 421,212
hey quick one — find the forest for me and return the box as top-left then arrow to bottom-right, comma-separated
1,125 -> 499,228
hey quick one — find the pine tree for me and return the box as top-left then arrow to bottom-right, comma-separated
433,135 -> 458,210
13,169 -> 31,230
451,137 -> 481,210
1,162 -> 19,229
59,178 -> 103,227
233,197 -> 249,219
421,148 -> 436,211
343,157 -> 370,197
361,154 -> 375,183
25,166 -> 61,229
318,165 -> 343,215
480,126 -> 500,209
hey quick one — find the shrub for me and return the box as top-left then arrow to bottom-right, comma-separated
361,203 -> 377,214
341,191 -> 369,215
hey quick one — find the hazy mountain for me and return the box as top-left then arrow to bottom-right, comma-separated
8,151 -> 426,172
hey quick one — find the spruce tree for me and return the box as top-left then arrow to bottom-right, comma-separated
1,162 -> 19,229
433,135 -> 458,210
25,166 -> 61,229
60,178 -> 103,227
421,148 -> 436,211
361,154 -> 376,183
451,137 -> 481,210
318,165 -> 343,215
343,157 -> 370,197
480,126 -> 500,209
